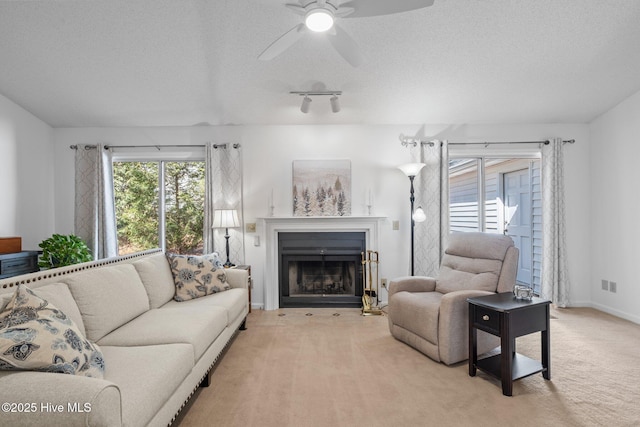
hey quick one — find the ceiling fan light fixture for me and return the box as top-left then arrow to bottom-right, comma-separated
305,8 -> 334,32
300,95 -> 312,113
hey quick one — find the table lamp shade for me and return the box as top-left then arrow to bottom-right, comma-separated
212,209 -> 240,229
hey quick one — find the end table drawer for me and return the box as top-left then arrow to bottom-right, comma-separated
473,306 -> 499,333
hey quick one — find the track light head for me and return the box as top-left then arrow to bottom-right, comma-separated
300,95 -> 312,113
291,90 -> 342,114
330,95 -> 340,113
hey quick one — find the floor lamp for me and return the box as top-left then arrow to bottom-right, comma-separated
398,163 -> 426,275
212,209 -> 240,268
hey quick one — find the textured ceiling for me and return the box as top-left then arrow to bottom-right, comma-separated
1,0 -> 640,128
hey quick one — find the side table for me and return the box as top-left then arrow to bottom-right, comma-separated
233,265 -> 252,313
0,251 -> 40,279
467,292 -> 551,396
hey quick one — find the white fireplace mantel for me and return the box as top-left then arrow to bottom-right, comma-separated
259,216 -> 386,310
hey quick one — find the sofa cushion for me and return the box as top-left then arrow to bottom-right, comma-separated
97,305 -> 228,362
389,291 -> 442,345
28,283 -> 86,337
63,264 -> 150,342
162,288 -> 247,326
0,285 -> 105,378
435,254 -> 503,294
133,253 -> 176,309
101,344 -> 193,427
167,253 -> 230,301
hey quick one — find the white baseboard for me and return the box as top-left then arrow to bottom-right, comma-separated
568,301 -> 640,325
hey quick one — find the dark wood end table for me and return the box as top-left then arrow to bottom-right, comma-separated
467,292 -> 551,396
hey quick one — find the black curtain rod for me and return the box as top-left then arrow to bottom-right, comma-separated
416,139 -> 575,147
70,143 -> 240,150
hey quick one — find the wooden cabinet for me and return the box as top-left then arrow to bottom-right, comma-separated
0,251 -> 40,279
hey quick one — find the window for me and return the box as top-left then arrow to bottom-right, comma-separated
449,156 -> 542,294
113,160 -> 205,255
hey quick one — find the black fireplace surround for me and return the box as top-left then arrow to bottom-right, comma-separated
278,232 -> 366,308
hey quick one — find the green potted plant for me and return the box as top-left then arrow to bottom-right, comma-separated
38,234 -> 93,269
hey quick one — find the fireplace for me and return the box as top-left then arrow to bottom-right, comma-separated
261,216 -> 384,310
278,232 -> 365,308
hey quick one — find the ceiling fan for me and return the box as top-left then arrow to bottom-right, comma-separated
258,0 -> 435,67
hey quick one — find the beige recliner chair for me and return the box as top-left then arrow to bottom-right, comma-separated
388,232 -> 519,365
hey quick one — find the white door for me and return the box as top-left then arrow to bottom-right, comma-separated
503,169 -> 532,285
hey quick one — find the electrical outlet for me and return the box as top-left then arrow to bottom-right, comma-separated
609,281 -> 617,293
601,279 -> 609,291
381,278 -> 387,289
246,223 -> 256,233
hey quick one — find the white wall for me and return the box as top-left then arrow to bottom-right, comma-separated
0,93 -> 54,249
590,89 -> 640,323
53,123 -> 591,310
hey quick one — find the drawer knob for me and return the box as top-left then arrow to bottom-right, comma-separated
482,315 -> 490,321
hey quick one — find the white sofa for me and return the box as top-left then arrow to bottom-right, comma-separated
0,248 -> 249,426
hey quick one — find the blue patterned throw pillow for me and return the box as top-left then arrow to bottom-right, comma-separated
167,253 -> 229,301
0,285 -> 105,378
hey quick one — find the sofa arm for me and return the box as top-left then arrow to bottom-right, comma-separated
0,371 -> 122,427
388,276 -> 437,298
225,268 -> 249,290
437,290 -> 496,365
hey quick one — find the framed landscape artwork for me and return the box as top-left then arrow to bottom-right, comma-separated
292,160 -> 351,216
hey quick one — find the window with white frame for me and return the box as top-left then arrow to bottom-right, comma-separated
112,149 -> 205,255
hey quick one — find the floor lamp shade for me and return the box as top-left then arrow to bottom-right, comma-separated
212,209 -> 240,267
398,163 -> 426,177
412,206 -> 427,223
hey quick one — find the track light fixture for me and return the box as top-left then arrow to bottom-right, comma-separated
291,91 -> 342,113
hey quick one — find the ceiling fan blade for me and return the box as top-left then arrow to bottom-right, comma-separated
285,3 -> 306,15
328,23 -> 363,67
258,24 -> 307,61
335,7 -> 355,18
340,0 -> 434,18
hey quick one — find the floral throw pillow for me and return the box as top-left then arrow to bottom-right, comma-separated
167,253 -> 230,302
0,285 -> 105,378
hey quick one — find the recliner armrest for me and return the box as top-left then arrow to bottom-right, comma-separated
437,289 -> 496,365
388,276 -> 437,297
440,289 -> 495,313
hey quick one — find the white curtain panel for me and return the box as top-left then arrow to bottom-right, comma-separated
74,144 -> 118,260
203,143 -> 245,264
541,138 -> 570,307
414,140 -> 449,277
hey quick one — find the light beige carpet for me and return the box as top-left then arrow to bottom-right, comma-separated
175,307 -> 640,427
